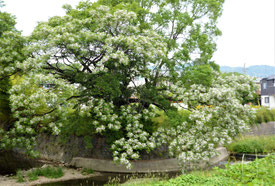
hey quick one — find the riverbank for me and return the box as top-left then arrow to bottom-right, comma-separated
121,155 -> 275,186
0,167 -> 101,186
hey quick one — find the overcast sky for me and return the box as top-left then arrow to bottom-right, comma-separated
2,0 -> 275,67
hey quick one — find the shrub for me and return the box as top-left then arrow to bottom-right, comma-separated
226,135 -> 275,154
151,108 -> 191,129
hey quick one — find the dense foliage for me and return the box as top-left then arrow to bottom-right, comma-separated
226,135 -> 275,154
0,0 -> 258,169
0,2 -> 26,131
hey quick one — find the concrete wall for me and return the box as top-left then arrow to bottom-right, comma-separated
35,134 -> 170,164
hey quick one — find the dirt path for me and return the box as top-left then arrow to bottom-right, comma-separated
0,168 -> 101,186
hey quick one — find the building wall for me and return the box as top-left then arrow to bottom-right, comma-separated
260,79 -> 275,95
270,95 -> 275,108
261,95 -> 275,108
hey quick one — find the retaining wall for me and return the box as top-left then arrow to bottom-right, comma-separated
70,147 -> 229,173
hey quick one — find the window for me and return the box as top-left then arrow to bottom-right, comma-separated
263,82 -> 267,89
265,97 -> 269,103
42,83 -> 55,89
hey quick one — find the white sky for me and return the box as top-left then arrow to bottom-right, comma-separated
2,0 -> 275,67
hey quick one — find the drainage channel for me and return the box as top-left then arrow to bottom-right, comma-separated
39,172 -> 181,186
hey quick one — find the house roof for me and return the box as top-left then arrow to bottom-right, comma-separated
267,75 -> 275,80
261,74 -> 275,81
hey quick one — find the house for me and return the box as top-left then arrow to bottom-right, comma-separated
260,75 -> 275,108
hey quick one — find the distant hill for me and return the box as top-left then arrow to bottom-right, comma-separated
220,65 -> 275,78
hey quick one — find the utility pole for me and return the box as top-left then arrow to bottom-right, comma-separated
243,63 -> 246,74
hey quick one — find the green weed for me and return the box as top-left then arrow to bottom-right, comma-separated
16,166 -> 64,182
81,168 -> 94,175
135,155 -> 275,186
16,170 -> 25,183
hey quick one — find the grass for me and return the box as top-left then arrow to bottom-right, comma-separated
15,170 -> 25,183
255,107 -> 275,124
226,135 -> 275,154
121,155 -> 275,186
81,168 -> 94,175
107,172 -> 171,186
16,166 -> 64,182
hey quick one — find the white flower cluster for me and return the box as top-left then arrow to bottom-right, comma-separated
0,72 -> 78,154
78,98 -> 121,132
0,31 -> 26,77
111,105 -> 157,169
158,74 -> 256,165
29,5 -> 167,76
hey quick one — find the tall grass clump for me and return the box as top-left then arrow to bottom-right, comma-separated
226,135 -> 275,154
255,107 -> 275,124
16,166 -> 64,182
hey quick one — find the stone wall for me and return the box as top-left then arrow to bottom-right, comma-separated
35,122 -> 274,164
246,122 -> 275,136
35,134 -> 170,164
35,134 -> 112,163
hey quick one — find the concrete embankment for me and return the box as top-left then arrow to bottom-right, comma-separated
70,147 -> 229,173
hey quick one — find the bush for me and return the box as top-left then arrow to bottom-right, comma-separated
255,107 -> 275,124
151,108 -> 191,129
226,135 -> 275,154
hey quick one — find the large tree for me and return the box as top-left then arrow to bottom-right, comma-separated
1,0 -> 257,169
